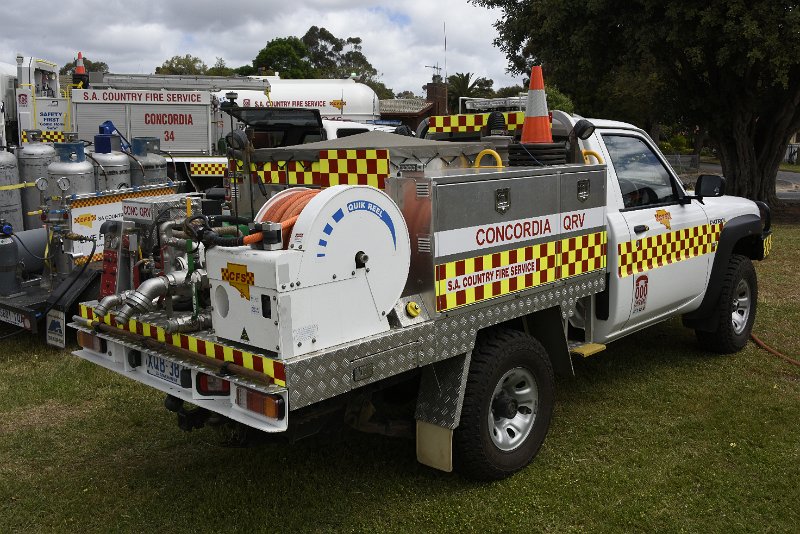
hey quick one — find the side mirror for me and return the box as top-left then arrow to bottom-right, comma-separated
695,174 -> 726,197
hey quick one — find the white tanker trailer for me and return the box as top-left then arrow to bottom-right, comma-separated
225,77 -> 380,122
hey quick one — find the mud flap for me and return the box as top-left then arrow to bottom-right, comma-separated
416,420 -> 453,472
414,352 -> 472,471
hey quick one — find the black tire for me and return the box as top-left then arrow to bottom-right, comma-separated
696,254 -> 757,353
454,328 -> 555,481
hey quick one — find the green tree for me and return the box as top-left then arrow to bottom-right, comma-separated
363,79 -> 394,100
234,65 -> 257,76
396,90 -> 423,99
544,84 -> 575,114
155,54 -> 207,75
206,57 -> 235,76
495,85 -> 525,98
253,37 -> 314,78
447,72 -> 495,113
59,57 -> 109,75
472,0 -> 800,203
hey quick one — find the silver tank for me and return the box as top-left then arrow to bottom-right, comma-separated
47,142 -> 96,196
89,134 -> 130,190
0,150 -> 23,232
16,130 -> 56,230
129,137 -> 168,186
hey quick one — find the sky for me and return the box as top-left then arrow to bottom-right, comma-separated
0,0 -> 523,95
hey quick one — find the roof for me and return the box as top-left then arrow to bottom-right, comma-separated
251,130 -> 491,161
379,98 -> 433,115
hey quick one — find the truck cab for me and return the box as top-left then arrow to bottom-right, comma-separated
557,112 -> 769,352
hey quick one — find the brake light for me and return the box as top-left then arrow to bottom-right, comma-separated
77,330 -> 106,353
196,372 -> 230,396
235,387 -> 285,420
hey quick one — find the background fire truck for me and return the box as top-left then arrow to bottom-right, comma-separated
11,54 -> 386,188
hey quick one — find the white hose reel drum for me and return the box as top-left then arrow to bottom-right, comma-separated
289,185 -> 410,315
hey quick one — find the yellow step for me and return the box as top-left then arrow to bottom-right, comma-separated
570,343 -> 607,358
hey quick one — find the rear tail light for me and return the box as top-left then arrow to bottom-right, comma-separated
77,330 -> 106,353
196,372 -> 230,396
235,387 -> 285,420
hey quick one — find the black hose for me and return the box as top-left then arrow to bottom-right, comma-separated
208,215 -> 251,226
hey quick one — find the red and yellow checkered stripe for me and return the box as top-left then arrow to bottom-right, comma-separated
237,149 -> 390,189
428,111 -> 526,133
21,130 -> 65,143
617,223 -> 722,278
190,163 -> 226,177
79,304 -> 286,386
69,186 -> 176,209
435,231 -> 607,311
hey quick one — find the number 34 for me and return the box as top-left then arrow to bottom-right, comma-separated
164,130 -> 175,141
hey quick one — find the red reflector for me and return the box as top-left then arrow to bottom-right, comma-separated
235,387 -> 285,420
77,330 -> 106,353
196,373 -> 230,396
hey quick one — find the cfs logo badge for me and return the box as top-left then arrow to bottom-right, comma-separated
221,262 -> 254,300
633,274 -> 649,314
655,209 -> 672,230
330,99 -> 346,111
73,213 -> 97,228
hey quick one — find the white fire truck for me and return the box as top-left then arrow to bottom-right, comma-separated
70,110 -> 771,481
11,55 -> 385,188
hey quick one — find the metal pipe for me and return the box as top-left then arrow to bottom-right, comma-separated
115,270 -> 187,324
95,290 -> 133,317
165,312 -> 212,334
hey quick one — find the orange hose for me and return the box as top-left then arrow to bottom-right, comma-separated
244,189 -> 320,247
751,333 -> 800,368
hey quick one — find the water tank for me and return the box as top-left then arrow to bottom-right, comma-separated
47,142 -> 96,196
0,150 -> 23,232
91,134 -> 130,190
16,130 -> 56,230
129,137 -> 167,186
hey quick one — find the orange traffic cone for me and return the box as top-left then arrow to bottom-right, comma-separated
520,66 -> 552,144
75,52 -> 86,75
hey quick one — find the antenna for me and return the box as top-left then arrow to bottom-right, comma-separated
444,21 -> 448,113
425,63 -> 442,80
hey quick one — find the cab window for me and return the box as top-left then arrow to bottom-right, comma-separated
602,134 -> 678,209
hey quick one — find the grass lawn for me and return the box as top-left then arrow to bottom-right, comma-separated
0,224 -> 798,533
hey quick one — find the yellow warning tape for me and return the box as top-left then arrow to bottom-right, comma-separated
0,182 -> 37,191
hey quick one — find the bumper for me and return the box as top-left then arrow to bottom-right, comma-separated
72,324 -> 289,433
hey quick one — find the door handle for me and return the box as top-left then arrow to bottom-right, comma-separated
634,224 -> 649,233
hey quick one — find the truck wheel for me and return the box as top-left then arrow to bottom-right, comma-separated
454,328 -> 554,481
696,254 -> 757,353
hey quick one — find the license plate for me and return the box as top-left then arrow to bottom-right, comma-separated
145,353 -> 185,386
0,307 -> 25,328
